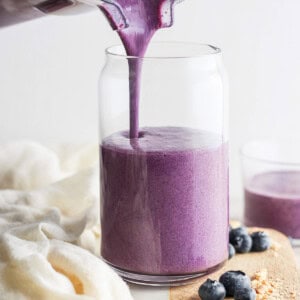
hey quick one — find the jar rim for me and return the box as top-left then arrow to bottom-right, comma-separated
240,140 -> 300,166
105,41 -> 221,59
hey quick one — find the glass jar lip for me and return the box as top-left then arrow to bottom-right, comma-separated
105,41 -> 221,59
240,140 -> 300,166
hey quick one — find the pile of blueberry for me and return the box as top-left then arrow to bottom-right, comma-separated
199,271 -> 255,300
198,227 -> 271,299
229,226 -> 271,258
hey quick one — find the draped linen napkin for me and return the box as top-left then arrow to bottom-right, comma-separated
0,141 -> 133,300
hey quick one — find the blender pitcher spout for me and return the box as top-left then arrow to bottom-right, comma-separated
161,0 -> 186,28
97,0 -> 128,31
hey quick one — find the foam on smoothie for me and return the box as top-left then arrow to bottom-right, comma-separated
245,171 -> 300,238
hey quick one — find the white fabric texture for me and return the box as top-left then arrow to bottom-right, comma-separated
0,141 -> 133,300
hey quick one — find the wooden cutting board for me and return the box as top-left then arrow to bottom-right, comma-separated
170,228 -> 300,300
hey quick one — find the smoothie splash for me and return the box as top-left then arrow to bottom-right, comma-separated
100,0 -> 175,138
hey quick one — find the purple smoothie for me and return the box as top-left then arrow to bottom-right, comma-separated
99,1 -> 229,277
100,127 -> 229,275
244,171 -> 300,238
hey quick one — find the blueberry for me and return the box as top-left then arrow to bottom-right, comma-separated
251,231 -> 270,252
229,227 -> 252,253
219,271 -> 251,297
229,227 -> 248,243
198,279 -> 226,300
231,233 -> 252,253
234,287 -> 256,300
229,243 -> 236,259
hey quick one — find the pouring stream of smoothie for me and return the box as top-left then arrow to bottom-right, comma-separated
99,0 -> 175,138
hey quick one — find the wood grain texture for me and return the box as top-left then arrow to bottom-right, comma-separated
170,228 -> 300,300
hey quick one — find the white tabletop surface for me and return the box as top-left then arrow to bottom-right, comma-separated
129,284 -> 169,300
129,247 -> 300,300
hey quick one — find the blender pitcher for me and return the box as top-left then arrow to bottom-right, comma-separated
0,0 -> 126,28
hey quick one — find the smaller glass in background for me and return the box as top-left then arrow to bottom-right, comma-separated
240,140 -> 300,244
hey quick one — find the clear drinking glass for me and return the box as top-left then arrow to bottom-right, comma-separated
241,140 -> 300,244
99,42 -> 229,285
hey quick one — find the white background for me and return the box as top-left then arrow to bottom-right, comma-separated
1,0 -> 300,216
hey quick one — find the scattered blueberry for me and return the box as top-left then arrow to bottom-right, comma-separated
229,227 -> 248,243
198,279 -> 226,300
197,226 -> 267,299
231,234 -> 253,253
229,243 -> 236,259
234,287 -> 256,300
219,271 -> 251,297
251,231 -> 271,252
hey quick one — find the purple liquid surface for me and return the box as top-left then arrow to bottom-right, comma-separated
100,127 -> 229,274
244,171 -> 300,238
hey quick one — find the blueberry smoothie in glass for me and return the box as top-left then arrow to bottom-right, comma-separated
99,0 -> 229,284
245,171 -> 300,238
101,127 -> 228,275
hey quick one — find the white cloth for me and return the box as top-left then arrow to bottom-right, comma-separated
0,141 -> 133,300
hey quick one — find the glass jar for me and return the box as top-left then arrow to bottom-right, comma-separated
99,42 -> 229,285
241,140 -> 300,244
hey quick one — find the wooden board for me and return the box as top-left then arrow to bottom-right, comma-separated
170,228 -> 300,300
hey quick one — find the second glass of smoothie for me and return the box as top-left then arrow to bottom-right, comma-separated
241,140 -> 300,243
99,42 -> 229,285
